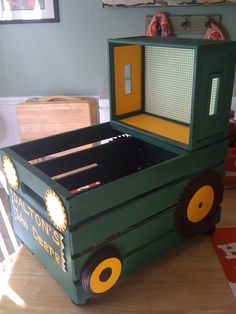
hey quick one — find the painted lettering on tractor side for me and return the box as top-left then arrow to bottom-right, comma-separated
11,190 -> 66,271
32,226 -> 61,264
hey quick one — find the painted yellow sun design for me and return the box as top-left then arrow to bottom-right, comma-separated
45,189 -> 67,232
2,155 -> 19,190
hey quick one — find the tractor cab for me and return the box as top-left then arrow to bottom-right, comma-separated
108,36 -> 236,152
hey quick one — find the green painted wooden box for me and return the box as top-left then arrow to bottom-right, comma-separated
1,37 -> 236,305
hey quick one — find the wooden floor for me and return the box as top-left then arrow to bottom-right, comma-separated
0,189 -> 236,314
0,189 -> 20,263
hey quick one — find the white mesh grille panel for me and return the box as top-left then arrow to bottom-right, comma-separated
145,46 -> 195,124
209,77 -> 220,116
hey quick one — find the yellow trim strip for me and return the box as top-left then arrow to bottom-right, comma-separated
121,114 -> 190,145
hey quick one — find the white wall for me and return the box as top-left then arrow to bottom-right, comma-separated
0,1 -> 236,97
0,98 -> 26,148
0,0 -> 236,147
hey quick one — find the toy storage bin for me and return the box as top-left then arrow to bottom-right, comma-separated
1,36 -> 236,305
1,120 -> 226,305
1,122 -> 185,304
224,147 -> 236,185
1,123 -> 226,304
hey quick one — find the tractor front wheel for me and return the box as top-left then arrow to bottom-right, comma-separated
81,247 -> 122,295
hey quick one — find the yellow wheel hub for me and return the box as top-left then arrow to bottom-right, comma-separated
187,185 -> 214,223
90,257 -> 122,294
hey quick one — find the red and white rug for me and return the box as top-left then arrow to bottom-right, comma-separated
211,228 -> 236,298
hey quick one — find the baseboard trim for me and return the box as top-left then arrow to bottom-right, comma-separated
0,97 -> 30,106
0,95 -> 100,106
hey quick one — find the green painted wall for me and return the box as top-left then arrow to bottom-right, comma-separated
0,1 -> 236,96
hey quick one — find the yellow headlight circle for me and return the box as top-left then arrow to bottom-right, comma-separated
2,156 -> 19,190
45,190 -> 67,232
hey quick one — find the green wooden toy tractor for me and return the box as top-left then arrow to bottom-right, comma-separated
1,36 -> 236,305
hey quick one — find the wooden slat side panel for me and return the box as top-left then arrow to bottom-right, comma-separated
67,140 -> 227,225
57,153 -> 140,191
11,123 -> 122,161
69,182 -> 188,256
35,137 -> 138,177
72,208 -> 184,282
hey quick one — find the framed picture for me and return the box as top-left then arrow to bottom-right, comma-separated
102,0 -> 236,7
0,0 -> 59,24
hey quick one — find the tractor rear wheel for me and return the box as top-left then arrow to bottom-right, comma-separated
175,170 -> 223,237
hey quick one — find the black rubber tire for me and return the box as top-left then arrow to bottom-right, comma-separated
175,170 -> 223,237
203,224 -> 216,236
81,246 -> 122,295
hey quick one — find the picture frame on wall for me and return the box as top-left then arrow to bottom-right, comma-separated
0,0 -> 59,24
102,0 -> 236,7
